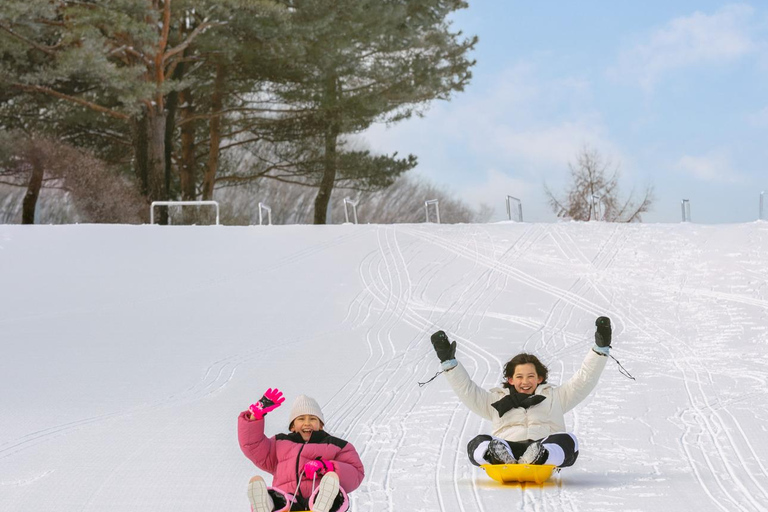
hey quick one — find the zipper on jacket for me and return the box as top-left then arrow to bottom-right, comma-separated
294,443 -> 307,498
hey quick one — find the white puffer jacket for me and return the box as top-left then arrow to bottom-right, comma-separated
444,349 -> 607,442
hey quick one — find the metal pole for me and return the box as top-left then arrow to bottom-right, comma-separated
424,200 -> 440,223
258,202 -> 272,226
343,198 -> 359,224
506,196 -> 522,221
681,199 -> 690,222
591,195 -> 602,221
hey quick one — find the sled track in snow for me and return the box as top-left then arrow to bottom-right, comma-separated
353,224 -> 602,512
325,225 -> 522,512
572,227 -> 768,512
392,224 -> 768,512
534,225 -> 768,512
323,227 -> 435,511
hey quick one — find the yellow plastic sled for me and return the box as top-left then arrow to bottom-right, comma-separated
481,464 -> 557,484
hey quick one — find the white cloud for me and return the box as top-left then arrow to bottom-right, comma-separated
675,151 -> 743,183
362,59 -> 631,211
609,4 -> 757,90
489,121 -> 618,170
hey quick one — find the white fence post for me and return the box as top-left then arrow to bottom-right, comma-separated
258,202 -> 272,225
343,197 -> 359,224
506,195 -> 523,222
681,199 -> 691,222
424,199 -> 440,224
760,191 -> 765,220
150,200 -> 220,225
591,195 -> 604,221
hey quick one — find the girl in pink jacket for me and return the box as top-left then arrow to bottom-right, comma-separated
238,391 -> 365,512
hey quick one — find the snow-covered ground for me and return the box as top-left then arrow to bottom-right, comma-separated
2,221 -> 768,512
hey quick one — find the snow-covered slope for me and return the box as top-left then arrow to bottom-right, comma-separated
2,222 -> 768,512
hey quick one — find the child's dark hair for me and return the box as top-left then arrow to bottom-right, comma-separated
502,353 -> 548,389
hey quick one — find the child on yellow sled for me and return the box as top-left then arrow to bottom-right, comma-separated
430,317 -> 613,467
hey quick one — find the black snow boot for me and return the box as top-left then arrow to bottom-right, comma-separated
487,438 -> 517,464
467,434 -> 494,466
518,441 -> 549,465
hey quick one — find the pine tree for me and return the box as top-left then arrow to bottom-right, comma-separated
257,0 -> 478,223
1,1 -> 476,223
0,0 -> 274,209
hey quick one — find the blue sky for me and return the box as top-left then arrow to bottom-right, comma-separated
363,1 -> 768,223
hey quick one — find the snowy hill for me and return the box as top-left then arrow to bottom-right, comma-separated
2,221 -> 768,512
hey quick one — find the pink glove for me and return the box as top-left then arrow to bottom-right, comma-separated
249,388 -> 285,420
303,459 -> 334,480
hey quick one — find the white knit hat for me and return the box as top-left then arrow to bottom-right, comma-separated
288,395 -> 325,428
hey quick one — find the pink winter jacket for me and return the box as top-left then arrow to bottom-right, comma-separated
238,411 -> 365,500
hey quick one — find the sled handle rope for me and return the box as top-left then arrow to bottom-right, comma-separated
291,468 -> 306,508
418,369 -> 444,387
289,466 -> 321,508
609,352 -> 636,380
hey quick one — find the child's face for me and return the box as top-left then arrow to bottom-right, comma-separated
507,363 -> 543,394
291,415 -> 322,441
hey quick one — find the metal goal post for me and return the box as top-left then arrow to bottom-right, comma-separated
506,195 -> 523,222
681,199 -> 691,222
258,202 -> 272,225
343,198 -> 359,224
150,200 -> 220,225
591,195 -> 605,221
424,199 -> 440,224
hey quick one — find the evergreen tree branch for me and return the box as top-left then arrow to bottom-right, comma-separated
0,23 -> 57,56
8,83 -> 130,120
163,20 -> 221,67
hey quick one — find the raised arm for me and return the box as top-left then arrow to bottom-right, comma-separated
431,331 -> 496,421
238,411 -> 278,473
556,317 -> 611,412
237,388 -> 286,473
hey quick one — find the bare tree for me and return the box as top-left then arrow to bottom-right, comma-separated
545,146 -> 654,222
0,133 -> 145,224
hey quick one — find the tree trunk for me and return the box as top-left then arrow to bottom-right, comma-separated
165,96 -> 179,200
134,109 -> 167,223
179,87 -> 196,201
21,156 -> 44,224
202,63 -> 225,201
313,122 -> 340,224
146,108 -> 167,203
314,73 -> 339,225
134,114 -> 149,197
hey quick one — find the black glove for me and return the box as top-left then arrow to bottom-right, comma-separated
430,330 -> 457,362
595,316 -> 612,347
